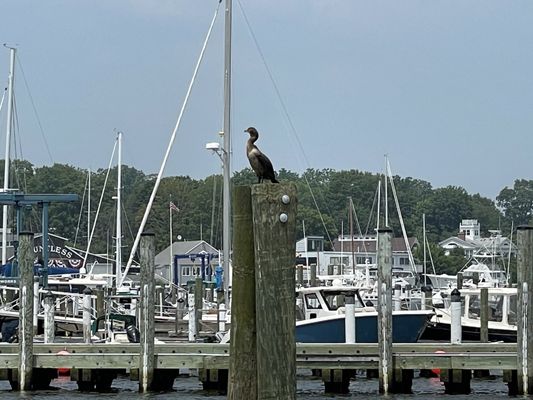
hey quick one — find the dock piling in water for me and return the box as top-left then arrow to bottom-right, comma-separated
377,227 -> 393,394
18,232 -> 34,391
516,225 -> 533,395
252,183 -> 297,400
228,185 -> 257,400
139,233 -> 155,392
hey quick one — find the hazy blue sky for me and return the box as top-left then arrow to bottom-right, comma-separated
0,1 -> 532,200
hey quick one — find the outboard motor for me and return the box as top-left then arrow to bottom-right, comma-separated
125,323 -> 140,343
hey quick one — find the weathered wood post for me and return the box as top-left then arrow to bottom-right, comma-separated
516,225 -> 533,395
139,233 -> 155,392
252,183 -> 297,400
421,286 -> 432,310
310,264 -> 317,287
33,277 -> 39,335
393,283 -> 402,311
95,286 -> 105,320
228,186 -> 257,399
43,290 -> 55,343
377,227 -> 393,394
18,232 -> 34,391
456,272 -> 463,290
188,286 -> 197,342
194,277 -> 203,332
296,264 -> 304,286
473,287 -> 491,378
479,287 -> 489,342
82,287 -> 93,344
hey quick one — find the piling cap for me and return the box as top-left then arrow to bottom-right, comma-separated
83,287 -> 93,295
450,288 -> 461,302
421,285 -> 433,294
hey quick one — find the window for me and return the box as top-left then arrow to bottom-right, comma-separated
331,256 -> 349,266
181,266 -> 190,276
356,256 -> 371,265
399,257 -> 409,265
305,293 -> 321,310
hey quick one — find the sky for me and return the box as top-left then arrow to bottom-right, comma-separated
0,1 -> 532,200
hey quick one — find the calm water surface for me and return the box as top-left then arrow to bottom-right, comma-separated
0,370 -> 516,399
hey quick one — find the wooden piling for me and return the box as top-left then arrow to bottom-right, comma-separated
252,183 -> 297,400
82,287 -> 92,344
516,225 -> 533,395
33,277 -> 39,335
377,227 -> 393,394
473,287 -> 491,378
421,286 -> 432,310
95,286 -> 105,320
139,233 -> 155,392
18,232 -> 34,391
194,277 -> 203,332
228,186 -> 257,400
296,264 -> 303,286
480,287 -> 489,343
310,264 -> 317,287
43,291 -> 55,343
456,272 -> 463,290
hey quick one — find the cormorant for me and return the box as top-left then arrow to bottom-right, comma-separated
245,127 -> 279,183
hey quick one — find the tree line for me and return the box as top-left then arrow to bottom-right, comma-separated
0,160 -> 530,272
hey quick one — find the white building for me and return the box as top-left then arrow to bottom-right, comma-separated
296,234 -> 420,275
439,219 -> 514,259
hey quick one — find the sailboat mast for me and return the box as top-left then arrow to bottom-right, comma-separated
349,197 -> 355,270
222,0 -> 232,303
384,155 -> 388,227
2,46 -> 15,265
116,131 -> 122,285
87,168 -> 91,249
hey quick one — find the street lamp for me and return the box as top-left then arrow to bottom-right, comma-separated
205,136 -> 230,306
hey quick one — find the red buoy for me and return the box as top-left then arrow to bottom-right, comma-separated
57,350 -> 70,375
431,350 -> 446,375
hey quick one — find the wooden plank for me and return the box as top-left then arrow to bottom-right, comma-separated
34,353 -> 139,369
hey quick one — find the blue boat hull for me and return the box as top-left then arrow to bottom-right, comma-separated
296,313 -> 430,343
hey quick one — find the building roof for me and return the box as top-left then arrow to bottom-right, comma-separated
155,240 -> 219,266
438,236 -> 477,250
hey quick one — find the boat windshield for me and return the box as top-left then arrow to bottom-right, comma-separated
321,291 -> 363,311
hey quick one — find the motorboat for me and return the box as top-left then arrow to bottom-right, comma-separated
295,286 -> 433,343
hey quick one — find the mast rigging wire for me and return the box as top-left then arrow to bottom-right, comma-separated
121,1 -> 223,285
237,0 -> 335,248
83,138 -> 118,267
16,54 -> 54,164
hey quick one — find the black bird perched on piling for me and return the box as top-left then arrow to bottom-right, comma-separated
245,127 -> 279,183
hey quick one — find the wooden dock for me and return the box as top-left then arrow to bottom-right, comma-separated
0,341 -> 521,395
0,342 -> 517,371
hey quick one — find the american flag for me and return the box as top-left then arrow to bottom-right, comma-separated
169,201 -> 180,212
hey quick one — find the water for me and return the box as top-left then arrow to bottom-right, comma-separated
0,370 -> 514,399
